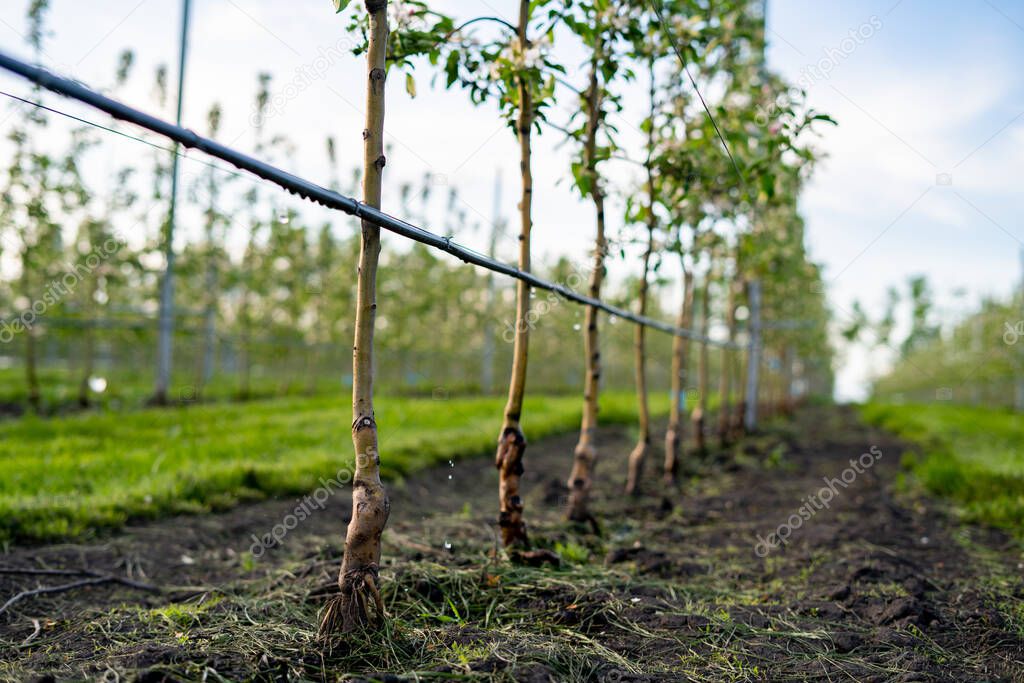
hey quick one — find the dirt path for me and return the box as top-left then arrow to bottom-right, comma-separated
2,406 -> 1022,681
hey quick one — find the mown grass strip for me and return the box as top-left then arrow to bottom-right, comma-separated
0,392 -> 667,543
860,402 -> 1024,532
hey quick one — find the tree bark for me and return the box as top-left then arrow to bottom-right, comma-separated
567,36 -> 605,528
692,276 -> 710,455
781,344 -> 795,416
625,225 -> 654,495
717,279 -> 737,448
625,66 -> 657,496
320,0 -> 390,636
194,259 -> 216,400
20,263 -> 40,413
238,283 -> 252,400
78,317 -> 95,408
733,316 -> 748,437
664,266 -> 693,484
25,325 -> 40,413
198,236 -> 218,397
496,0 -> 535,549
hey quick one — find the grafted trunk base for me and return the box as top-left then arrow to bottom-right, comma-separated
663,428 -> 681,485
567,441 -> 599,533
691,409 -> 707,456
732,401 -> 747,439
718,428 -> 732,450
496,426 -> 529,548
625,439 -> 649,496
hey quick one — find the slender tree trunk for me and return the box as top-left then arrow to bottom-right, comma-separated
692,276 -> 710,455
25,325 -> 40,413
77,270 -> 98,408
717,279 -> 736,447
625,225 -> 654,495
20,264 -> 40,413
78,322 -> 95,408
239,274 -> 253,399
733,318 -> 748,437
567,38 -> 605,527
625,66 -> 657,496
320,0 -> 390,635
198,254 -> 217,396
664,266 -> 693,484
781,344 -> 795,416
495,0 -> 534,549
78,331 -> 93,408
306,304 -> 322,396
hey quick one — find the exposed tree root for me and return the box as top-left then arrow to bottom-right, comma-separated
318,565 -> 385,637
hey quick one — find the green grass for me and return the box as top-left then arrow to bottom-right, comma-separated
0,391 -> 667,544
0,365 -> 347,411
861,402 -> 1024,531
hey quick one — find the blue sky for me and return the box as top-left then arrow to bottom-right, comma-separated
769,0 -> 1024,397
0,0 -> 1020,400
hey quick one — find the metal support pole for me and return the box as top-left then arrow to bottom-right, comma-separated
1016,246 -> 1024,412
481,169 -> 502,394
744,280 -> 762,432
155,0 -> 193,402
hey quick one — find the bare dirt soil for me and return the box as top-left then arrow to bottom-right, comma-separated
2,406 -> 1022,682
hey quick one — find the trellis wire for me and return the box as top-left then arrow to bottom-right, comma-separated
0,49 -> 743,351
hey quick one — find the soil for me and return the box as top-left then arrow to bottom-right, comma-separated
1,405 -> 1022,682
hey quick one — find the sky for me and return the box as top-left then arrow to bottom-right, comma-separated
0,0 -> 1021,400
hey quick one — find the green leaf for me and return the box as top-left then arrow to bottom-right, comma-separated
332,0 -> 351,13
405,72 -> 418,98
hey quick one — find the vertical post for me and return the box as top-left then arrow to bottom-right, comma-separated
782,344 -> 795,413
744,279 -> 762,433
155,0 -> 193,403
481,169 -> 502,394
1016,246 -> 1024,412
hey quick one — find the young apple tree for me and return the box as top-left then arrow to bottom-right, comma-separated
438,1 -> 566,547
561,0 -> 640,527
320,0 -> 453,634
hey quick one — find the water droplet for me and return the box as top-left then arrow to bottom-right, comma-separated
448,460 -> 454,467
447,474 -> 453,480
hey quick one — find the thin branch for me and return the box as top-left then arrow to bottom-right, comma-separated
1,577 -> 108,616
445,15 -> 517,40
